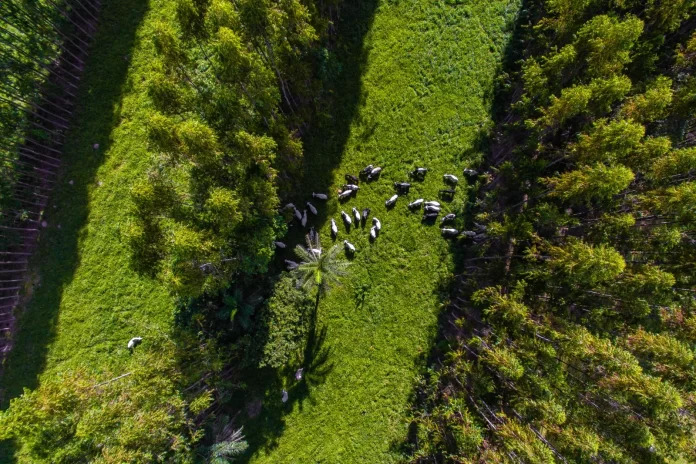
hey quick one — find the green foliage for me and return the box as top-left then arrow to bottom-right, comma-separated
650,147 -> 696,179
626,327 -> 695,373
474,283 -> 530,332
575,15 -> 643,78
534,83 -> 592,130
0,0 -> 67,217
408,2 -> 696,460
642,181 -> 696,223
548,239 -> 626,285
498,419 -> 556,463
206,419 -> 248,464
544,163 -> 634,204
645,0 -> 696,32
572,118 -> 645,164
253,276 -> 313,369
292,234 -> 350,295
209,441 -> 248,464
481,345 -> 525,380
0,348 -> 199,464
621,76 -> 673,123
128,0 -> 330,297
587,74 -> 632,113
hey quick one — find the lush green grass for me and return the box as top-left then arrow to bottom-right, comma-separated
0,0 -> 175,455
242,1 -> 520,462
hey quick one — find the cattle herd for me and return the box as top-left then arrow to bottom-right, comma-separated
276,164 -> 483,266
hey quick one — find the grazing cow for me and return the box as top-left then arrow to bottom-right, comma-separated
394,182 -> 411,194
410,167 -> 428,179
344,240 -> 356,253
295,368 -> 304,381
127,337 -> 143,351
338,190 -> 353,200
424,200 -> 440,207
463,168 -> 478,177
372,217 -> 381,231
312,192 -> 328,200
439,188 -> 456,197
368,167 -> 382,180
301,210 -> 308,227
308,227 -> 316,241
274,241 -> 287,249
345,174 -> 359,184
408,198 -> 424,209
343,184 -> 360,191
361,164 -> 374,175
341,210 -> 352,225
307,202 -> 318,215
284,203 -> 296,210
294,207 -> 303,221
422,213 -> 439,221
352,207 -> 361,223
474,233 -> 488,242
424,205 -> 441,213
460,230 -> 476,238
385,194 -> 398,207
362,208 -> 371,222
441,228 -> 459,237
331,218 -> 338,236
441,213 -> 456,223
285,259 -> 299,270
281,389 -> 289,403
370,226 -> 377,240
443,174 -> 459,184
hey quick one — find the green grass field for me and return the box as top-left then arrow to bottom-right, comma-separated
0,0 -> 174,458
1,0 -> 519,462
242,1 -> 520,462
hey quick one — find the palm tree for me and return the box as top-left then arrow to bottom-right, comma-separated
293,234 -> 350,297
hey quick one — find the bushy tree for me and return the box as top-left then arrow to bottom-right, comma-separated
0,348 -> 203,463
547,239 -> 626,286
543,163 -> 634,204
252,275 -> 313,368
575,15 -> 643,78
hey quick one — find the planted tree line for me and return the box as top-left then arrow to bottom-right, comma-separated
0,0 -> 100,366
407,1 -> 696,462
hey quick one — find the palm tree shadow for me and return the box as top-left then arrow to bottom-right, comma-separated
234,296 -> 334,461
295,302 -> 334,409
233,0 -> 379,459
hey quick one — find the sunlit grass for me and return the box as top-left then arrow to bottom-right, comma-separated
0,0 -> 174,413
244,0 -> 520,462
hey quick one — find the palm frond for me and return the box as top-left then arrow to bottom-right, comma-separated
294,244 -> 314,262
292,237 -> 349,295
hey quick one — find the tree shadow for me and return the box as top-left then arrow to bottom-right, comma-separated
0,0 -> 150,460
232,293 -> 334,463
230,0 -> 380,459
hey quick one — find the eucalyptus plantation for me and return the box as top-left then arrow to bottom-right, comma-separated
407,1 -> 696,462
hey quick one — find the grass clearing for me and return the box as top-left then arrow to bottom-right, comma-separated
0,0 -> 174,457
242,0 -> 520,462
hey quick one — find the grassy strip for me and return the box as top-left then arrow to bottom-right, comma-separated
0,0 -> 174,439
242,1 -> 520,462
